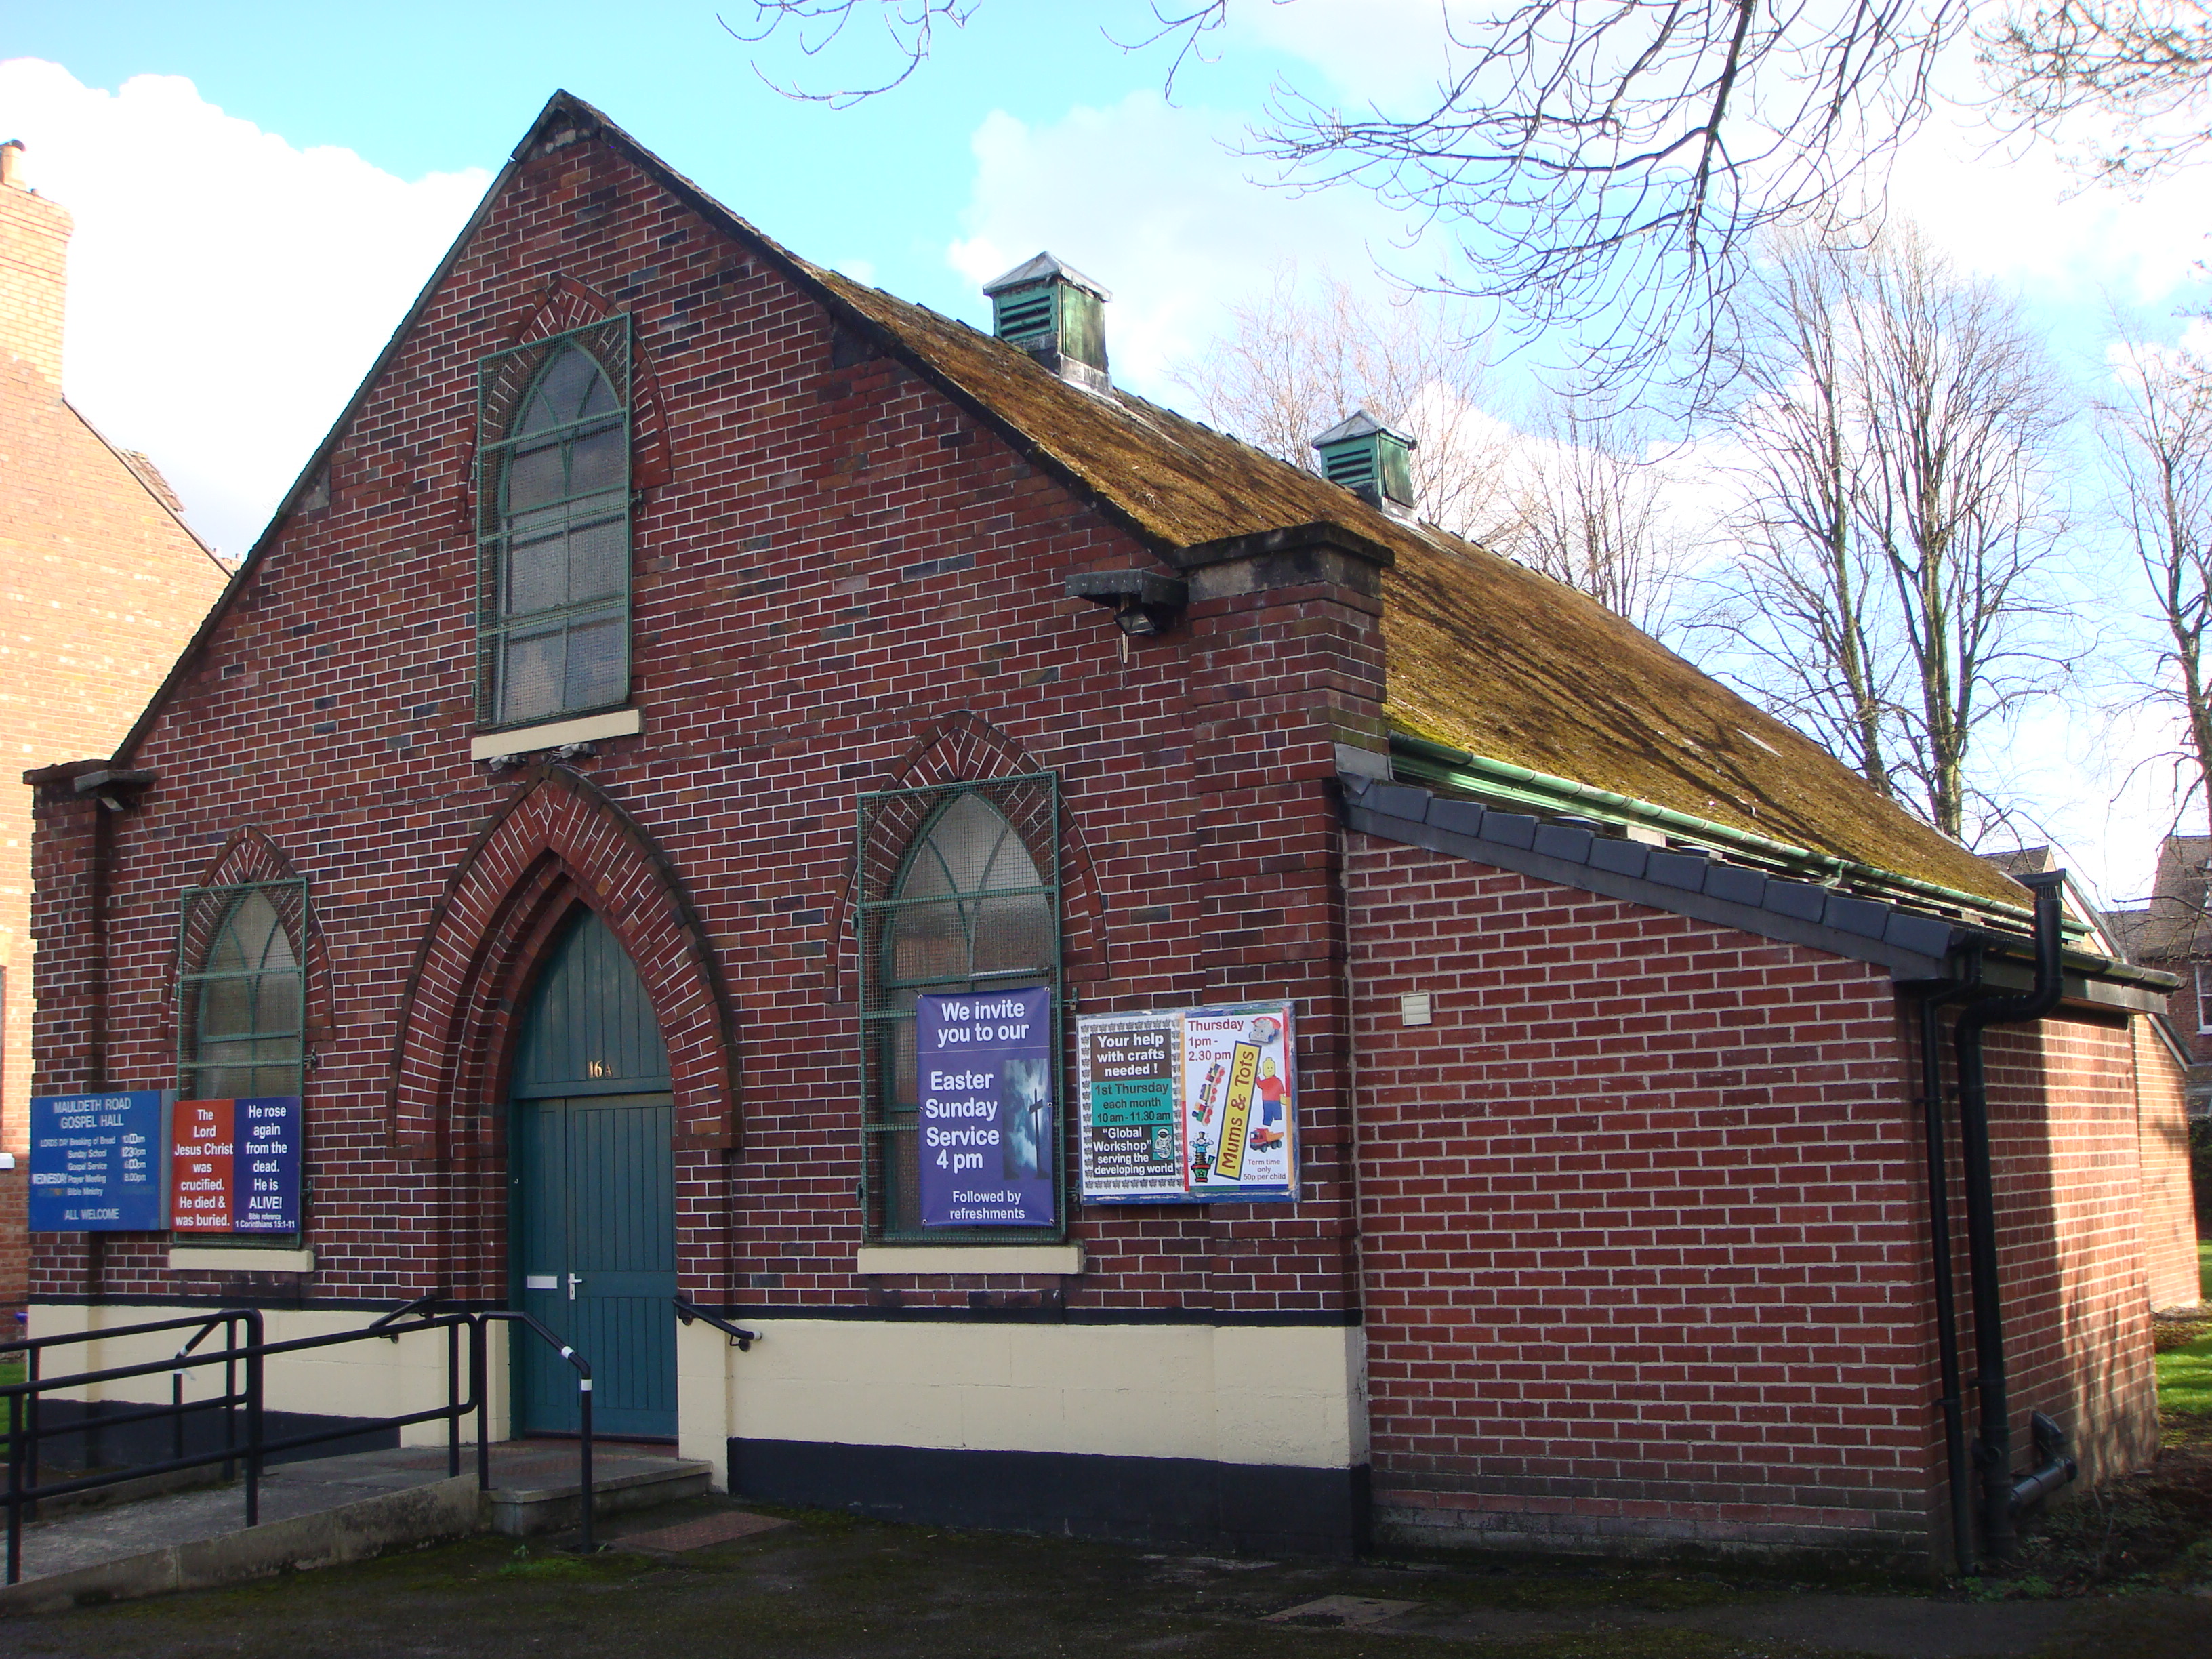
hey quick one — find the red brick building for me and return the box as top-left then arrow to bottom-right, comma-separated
0,140 -> 230,1310
25,95 -> 2198,1571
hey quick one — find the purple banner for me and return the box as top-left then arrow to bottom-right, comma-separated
917,986 -> 1055,1228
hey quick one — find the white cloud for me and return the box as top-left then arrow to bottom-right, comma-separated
946,91 -> 1414,399
1885,100 -> 2211,308
1225,0 -> 1460,106
0,60 -> 489,555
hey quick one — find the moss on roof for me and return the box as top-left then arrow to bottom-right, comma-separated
804,262 -> 2021,910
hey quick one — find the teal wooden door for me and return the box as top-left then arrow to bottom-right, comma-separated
510,909 -> 676,1439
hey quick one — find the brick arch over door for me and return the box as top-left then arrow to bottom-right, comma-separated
384,764 -> 737,1156
825,710 -> 1106,997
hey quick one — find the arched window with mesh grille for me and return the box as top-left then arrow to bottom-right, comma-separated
475,317 -> 632,729
856,775 -> 1062,1242
178,880 -> 306,1101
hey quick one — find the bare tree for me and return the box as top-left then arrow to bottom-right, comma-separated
1172,270 -> 1695,631
1170,265 -> 1511,537
1982,1 -> 2212,183
1856,228 -> 2074,838
1704,226 -> 2074,842
1494,398 -> 1692,636
2104,336 -> 2212,829
1710,233 -> 1900,796
733,1 -> 1964,396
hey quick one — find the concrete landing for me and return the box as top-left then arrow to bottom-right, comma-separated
0,1441 -> 712,1614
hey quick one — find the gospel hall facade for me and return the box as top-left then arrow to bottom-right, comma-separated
25,94 -> 2200,1570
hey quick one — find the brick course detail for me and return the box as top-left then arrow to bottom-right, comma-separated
1347,840 -> 2162,1565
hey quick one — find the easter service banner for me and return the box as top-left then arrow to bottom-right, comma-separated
916,986 -> 1056,1228
1076,1002 -> 1296,1204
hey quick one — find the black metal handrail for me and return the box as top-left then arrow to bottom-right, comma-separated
673,1298 -> 760,1353
474,1311 -> 597,1552
0,1305 -> 485,1584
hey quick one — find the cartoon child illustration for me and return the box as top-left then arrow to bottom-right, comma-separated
1246,1057 -> 1287,1151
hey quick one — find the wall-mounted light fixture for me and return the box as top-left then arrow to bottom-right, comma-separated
1064,570 -> 1187,639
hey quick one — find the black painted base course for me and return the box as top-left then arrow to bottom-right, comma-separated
32,1398 -> 398,1474
731,1437 -> 1369,1559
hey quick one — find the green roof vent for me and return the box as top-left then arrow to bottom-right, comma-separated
1311,408 -> 1418,513
983,252 -> 1111,392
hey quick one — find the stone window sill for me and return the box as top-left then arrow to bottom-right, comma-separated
470,706 -> 642,762
169,1245 -> 316,1273
854,1244 -> 1084,1276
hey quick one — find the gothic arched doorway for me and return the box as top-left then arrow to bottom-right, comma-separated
509,906 -> 676,1439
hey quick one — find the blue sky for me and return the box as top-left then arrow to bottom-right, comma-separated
5,3 -> 2210,900
7,1 -> 1328,323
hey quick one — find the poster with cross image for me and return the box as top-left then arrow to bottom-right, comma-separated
916,986 -> 1055,1227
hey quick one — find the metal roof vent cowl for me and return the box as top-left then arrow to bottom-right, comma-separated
1312,409 -> 1417,516
983,252 -> 1111,392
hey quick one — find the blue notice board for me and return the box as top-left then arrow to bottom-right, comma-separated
30,1091 -> 166,1231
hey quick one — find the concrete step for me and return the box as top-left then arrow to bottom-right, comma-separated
0,1441 -> 714,1614
475,1444 -> 714,1536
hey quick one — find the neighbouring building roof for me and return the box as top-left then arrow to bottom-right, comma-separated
2133,836 -> 2212,962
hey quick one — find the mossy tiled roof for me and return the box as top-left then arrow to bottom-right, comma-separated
801,262 -> 2021,911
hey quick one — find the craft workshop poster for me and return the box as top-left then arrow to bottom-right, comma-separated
1076,1010 -> 1185,1200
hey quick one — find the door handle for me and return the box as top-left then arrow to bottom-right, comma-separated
567,1273 -> 582,1301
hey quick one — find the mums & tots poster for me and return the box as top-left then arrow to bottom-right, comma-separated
1181,1005 -> 1294,1198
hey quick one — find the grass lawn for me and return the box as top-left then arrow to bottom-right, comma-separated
2167,1326 -> 2212,1416
2158,1241 -> 2212,1417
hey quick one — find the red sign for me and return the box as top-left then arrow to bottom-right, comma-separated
171,1098 -> 236,1231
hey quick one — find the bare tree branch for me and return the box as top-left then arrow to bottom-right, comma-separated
1493,396 -> 1695,635
1706,232 -> 1902,796
736,0 -> 1967,399
2103,334 -> 2212,831
1981,0 -> 2212,184
1170,264 -> 1515,538
1698,224 -> 2079,844
726,0 -> 981,106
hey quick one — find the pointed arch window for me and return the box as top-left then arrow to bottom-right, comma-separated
178,880 -> 306,1101
857,775 -> 1062,1242
476,318 -> 632,729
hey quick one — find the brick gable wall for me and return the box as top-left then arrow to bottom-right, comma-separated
1347,838 -> 2163,1565
2133,1021 -> 2201,1309
27,129 -> 1378,1326
1969,1014 -> 2161,1492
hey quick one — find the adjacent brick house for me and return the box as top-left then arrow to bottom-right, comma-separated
25,95 -> 2198,1570
0,140 -> 228,1311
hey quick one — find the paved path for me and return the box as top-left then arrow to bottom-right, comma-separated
8,1442 -> 684,1584
3,1496 -> 2204,1659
